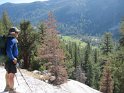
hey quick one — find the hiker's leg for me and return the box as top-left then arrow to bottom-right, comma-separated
4,72 -> 10,91
5,72 -> 9,86
5,61 -> 17,90
4,62 -> 9,88
8,73 -> 15,89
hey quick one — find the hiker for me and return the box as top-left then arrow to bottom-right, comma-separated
4,27 -> 20,92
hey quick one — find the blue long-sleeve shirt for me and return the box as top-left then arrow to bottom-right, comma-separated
6,37 -> 18,62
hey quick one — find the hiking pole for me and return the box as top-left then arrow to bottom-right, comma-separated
17,66 -> 33,92
15,74 -> 19,86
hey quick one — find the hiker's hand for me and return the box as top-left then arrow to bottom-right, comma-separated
13,58 -> 17,64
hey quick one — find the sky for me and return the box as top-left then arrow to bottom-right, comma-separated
0,0 -> 48,5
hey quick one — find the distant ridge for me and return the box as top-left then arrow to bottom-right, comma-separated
0,0 -> 124,36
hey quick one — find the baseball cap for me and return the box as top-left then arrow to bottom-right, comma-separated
9,27 -> 20,33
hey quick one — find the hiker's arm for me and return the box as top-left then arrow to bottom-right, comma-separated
6,40 -> 15,61
13,41 -> 18,58
13,42 -> 18,64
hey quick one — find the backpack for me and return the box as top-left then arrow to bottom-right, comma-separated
0,35 -> 7,56
0,35 -> 7,63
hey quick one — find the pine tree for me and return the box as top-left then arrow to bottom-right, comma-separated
94,49 -> 98,63
100,61 -> 114,93
19,20 -> 38,69
91,49 -> 101,89
73,42 -> 83,80
101,32 -> 113,55
38,12 -> 68,85
68,41 -> 73,59
0,20 -> 4,34
38,23 -> 46,44
113,59 -> 124,93
120,20 -> 124,46
2,11 -> 12,34
83,42 -> 91,72
83,42 -> 93,86
74,42 -> 78,69
119,20 -> 124,93
60,40 -> 74,79
113,20 -> 124,93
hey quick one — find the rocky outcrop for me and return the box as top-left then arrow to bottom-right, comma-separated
0,67 -> 101,93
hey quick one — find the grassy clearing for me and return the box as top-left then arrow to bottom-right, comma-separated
61,35 -> 87,47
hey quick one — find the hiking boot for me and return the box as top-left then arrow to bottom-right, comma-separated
4,85 -> 10,92
9,88 -> 17,93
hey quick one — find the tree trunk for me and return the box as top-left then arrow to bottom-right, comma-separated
23,53 -> 29,69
